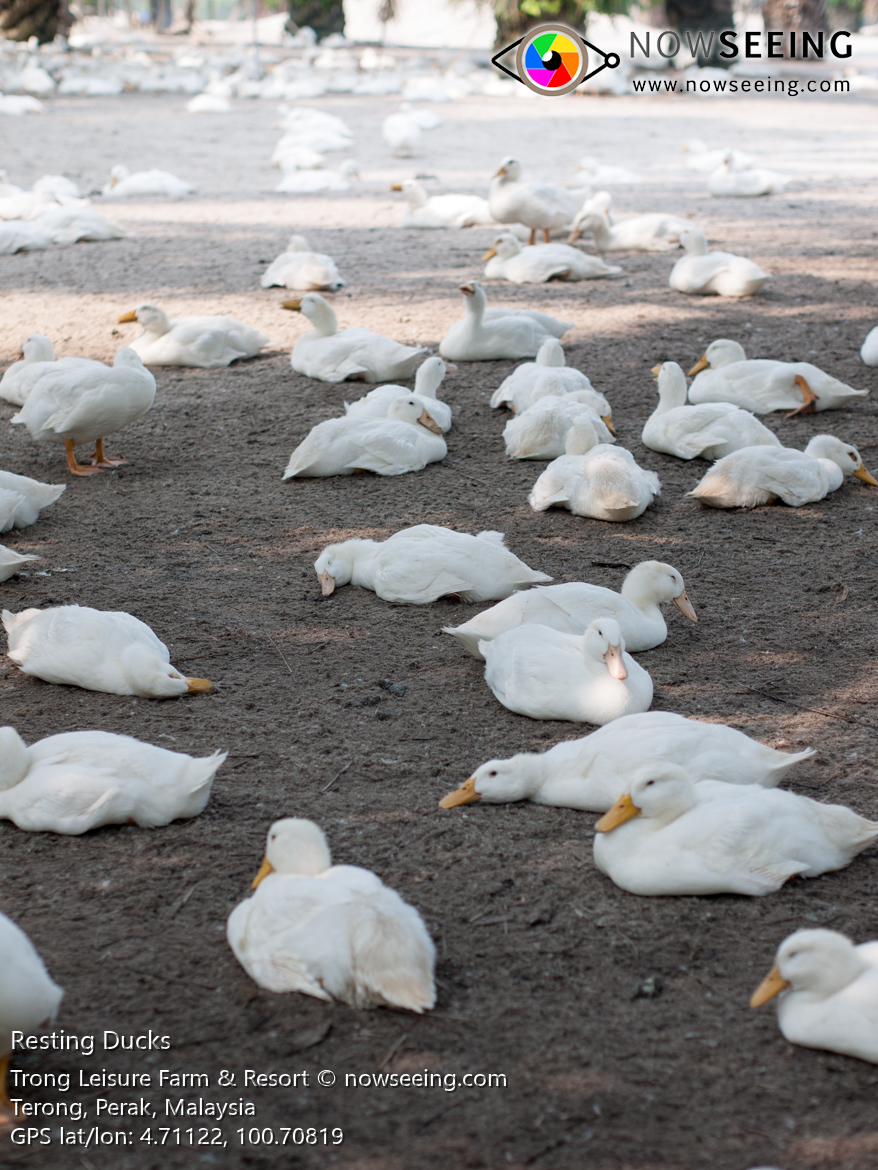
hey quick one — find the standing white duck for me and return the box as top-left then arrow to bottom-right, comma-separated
438,711 -> 815,811
861,325 -> 878,367
0,727 -> 226,834
489,157 -> 581,244
390,179 -> 496,229
117,304 -> 270,368
0,547 -> 39,582
287,293 -> 425,383
227,818 -> 435,1011
0,471 -> 64,530
344,355 -> 452,431
275,161 -> 359,195
594,766 -> 878,896
444,560 -> 696,658
490,339 -> 610,421
502,384 -> 614,458
688,339 -> 870,414
260,234 -> 344,291
282,396 -> 446,479
102,165 -> 194,199
0,335 -> 98,407
313,524 -> 551,602
708,154 -> 790,197
439,282 -> 572,362
2,605 -> 213,697
0,912 -> 63,1128
642,361 -> 781,459
689,435 -> 878,508
529,438 -> 661,521
481,617 -> 653,724
482,233 -> 622,284
751,929 -> 878,1063
569,207 -> 691,252
11,349 -> 156,476
669,231 -> 769,297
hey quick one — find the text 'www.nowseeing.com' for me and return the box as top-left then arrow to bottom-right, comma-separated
632,76 -> 850,97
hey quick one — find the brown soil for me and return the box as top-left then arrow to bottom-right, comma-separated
1,88 -> 878,1170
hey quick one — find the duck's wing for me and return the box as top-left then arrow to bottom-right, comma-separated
0,762 -> 126,834
341,422 -> 431,476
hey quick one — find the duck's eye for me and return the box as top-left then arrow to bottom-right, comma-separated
645,780 -> 655,786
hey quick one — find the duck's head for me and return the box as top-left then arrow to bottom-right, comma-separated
678,229 -> 709,256
804,435 -> 878,483
688,337 -> 746,376
0,726 -> 29,790
535,337 -> 566,368
387,395 -> 443,435
651,360 -> 688,408
751,929 -> 867,1008
251,817 -> 332,888
117,303 -> 171,335
282,292 -> 337,335
414,355 -> 451,397
439,753 -> 542,809
492,156 -> 520,181
596,764 -> 696,833
22,334 -> 55,364
314,541 -> 358,596
286,233 -> 310,252
583,617 -> 627,680
564,418 -> 606,456
622,560 -> 697,622
112,347 -> 147,370
121,643 -> 212,698
108,164 -> 130,188
482,232 -> 521,263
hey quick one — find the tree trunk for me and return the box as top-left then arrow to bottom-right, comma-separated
287,0 -> 343,39
665,0 -> 735,63
762,0 -> 828,34
0,0 -> 62,41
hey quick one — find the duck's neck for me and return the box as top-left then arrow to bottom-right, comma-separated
620,573 -> 663,617
654,373 -> 687,414
144,310 -> 172,338
464,289 -> 485,325
347,540 -> 380,589
406,183 -> 428,209
306,301 -> 339,338
414,364 -> 442,399
684,233 -> 709,256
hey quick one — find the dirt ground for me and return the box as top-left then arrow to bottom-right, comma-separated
2,84 -> 878,1170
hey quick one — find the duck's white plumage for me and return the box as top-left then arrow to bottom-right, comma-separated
119,303 -> 270,368
529,441 -> 661,522
275,160 -> 358,194
289,293 -> 425,383
502,383 -> 614,459
260,234 -> 344,291
0,470 -> 64,530
594,766 -> 878,896
489,157 -> 581,241
0,546 -> 39,581
0,335 -> 100,407
682,140 -> 755,173
708,155 -> 790,197
344,356 -> 452,431
482,617 -> 652,724
227,818 -> 435,1011
2,605 -> 212,698
861,326 -> 878,367
570,206 -> 691,252
102,165 -> 194,199
31,204 -> 131,244
313,524 -> 551,603
0,220 -> 50,253
669,230 -> 769,297
0,727 -> 226,834
444,560 -> 695,659
438,711 -> 815,811
391,178 -> 495,229
490,339 -> 609,418
440,282 -> 572,362
382,108 -> 421,157
482,232 -> 622,284
642,361 -> 781,460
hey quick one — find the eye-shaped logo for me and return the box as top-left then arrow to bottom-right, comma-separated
493,22 -> 620,97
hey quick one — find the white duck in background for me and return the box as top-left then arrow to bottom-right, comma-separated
313,524 -> 551,602
670,231 -> 769,297
489,157 -> 581,244
682,139 -> 755,173
689,435 -> 878,508
390,179 -> 496,229
751,929 -> 878,1063
438,711 -> 815,811
118,304 -> 270,368
260,234 -> 344,292
482,617 -> 653,724
31,204 -> 131,245
0,912 -> 63,1127
227,818 -> 435,1011
444,560 -> 696,659
570,157 -> 642,186
0,470 -> 64,530
11,349 -> 156,476
708,154 -> 790,197
102,165 -> 194,199
529,438 -> 661,522
482,233 -> 622,284
382,106 -> 422,157
344,355 -> 452,432
287,293 -> 425,383
0,335 -> 98,407
594,766 -> 878,896
569,205 -> 691,252
282,396 -> 446,479
0,546 -> 39,582
861,325 -> 878,367
276,161 -> 359,195
490,339 -> 610,420
0,727 -> 226,834
2,605 -> 213,697
0,221 -> 50,254
440,282 -> 572,362
502,382 -> 614,459
642,361 -> 781,460
688,338 -> 870,414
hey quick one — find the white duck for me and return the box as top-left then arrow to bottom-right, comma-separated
489,157 -> 581,244
571,157 -> 642,186
0,470 -> 64,531
260,234 -> 344,292
314,524 -> 551,602
438,711 -> 815,811
708,154 -> 790,197
390,179 -> 496,229
529,438 -> 661,522
688,338 -> 870,414
669,231 -> 769,297
271,143 -> 326,170
0,221 -> 50,253
0,546 -> 39,581
2,605 -> 213,697
11,349 -> 156,476
751,929 -> 878,1063
689,435 -> 878,508
569,207 -> 691,252
283,396 -> 446,479
594,766 -> 878,896
682,139 -> 755,173
444,560 -> 696,659
0,912 -> 63,1128
0,335 -> 99,407
227,818 -> 435,1011
439,282 -> 572,362
482,233 -> 622,284
344,355 -> 452,431
118,304 -> 269,368
482,617 -> 653,724
287,293 -> 425,383
642,361 -> 781,460
490,339 -> 610,420
275,161 -> 359,194
30,204 -> 131,245
102,165 -> 194,199
0,727 -> 226,834
861,325 -> 878,367
382,107 -> 421,157
502,383 -> 614,458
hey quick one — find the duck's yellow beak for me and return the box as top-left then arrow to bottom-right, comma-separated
282,298 -> 302,311
750,964 -> 790,1007
186,677 -> 213,694
602,414 -> 615,436
854,466 -> 878,485
439,776 -> 480,809
596,792 -> 641,833
117,310 -> 138,323
493,166 -> 507,178
251,855 -> 275,889
389,183 -> 403,191
568,226 -> 581,242
688,354 -> 709,376
673,589 -> 698,623
418,410 -> 443,435
651,364 -> 662,376
318,571 -> 335,596
482,247 -> 497,261
604,642 -> 628,681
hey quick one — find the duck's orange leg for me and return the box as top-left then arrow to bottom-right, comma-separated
786,375 -> 819,418
90,437 -> 128,468
65,439 -> 103,476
